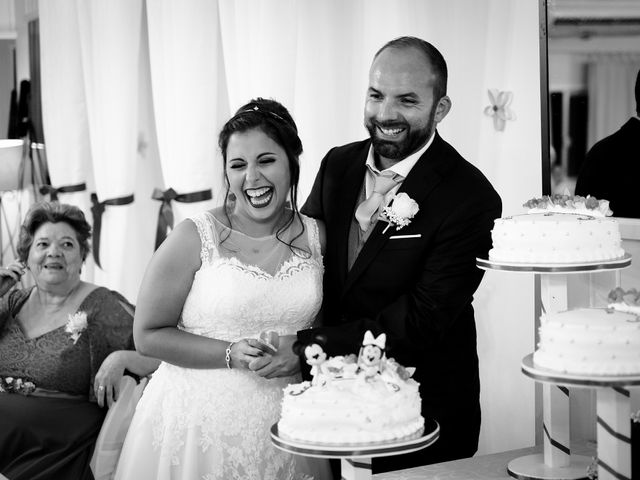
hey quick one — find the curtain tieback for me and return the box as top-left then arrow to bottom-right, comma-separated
90,193 -> 135,269
39,182 -> 87,201
151,187 -> 212,250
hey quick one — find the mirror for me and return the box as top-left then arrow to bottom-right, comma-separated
546,0 -> 640,203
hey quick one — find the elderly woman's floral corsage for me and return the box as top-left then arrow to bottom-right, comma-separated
381,193 -> 419,233
65,311 -> 88,344
0,377 -> 36,395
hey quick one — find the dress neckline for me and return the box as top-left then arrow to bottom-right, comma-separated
207,211 -> 301,242
11,286 -> 103,341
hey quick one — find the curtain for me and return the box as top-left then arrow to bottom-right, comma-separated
145,0 -> 222,247
76,0 -> 143,300
587,53 -> 640,149
38,0 -> 95,279
32,0 -> 542,455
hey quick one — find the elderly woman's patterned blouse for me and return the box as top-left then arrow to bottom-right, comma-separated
0,286 -> 134,398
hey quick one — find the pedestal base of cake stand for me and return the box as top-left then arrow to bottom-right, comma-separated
521,354 -> 640,480
270,419 -> 439,480
507,453 -> 592,480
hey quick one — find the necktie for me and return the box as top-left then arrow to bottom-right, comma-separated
355,170 -> 402,232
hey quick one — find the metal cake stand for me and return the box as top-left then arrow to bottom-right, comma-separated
476,255 -> 633,480
271,418 -> 439,480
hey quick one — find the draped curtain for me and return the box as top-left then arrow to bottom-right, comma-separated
145,0 -> 222,241
74,0 -> 144,298
34,0 -> 542,455
587,53 -> 640,149
38,0 -> 95,280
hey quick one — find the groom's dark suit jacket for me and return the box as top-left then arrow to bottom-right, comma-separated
575,117 -> 640,219
300,132 -> 502,471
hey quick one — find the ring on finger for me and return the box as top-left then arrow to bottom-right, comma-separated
97,385 -> 105,391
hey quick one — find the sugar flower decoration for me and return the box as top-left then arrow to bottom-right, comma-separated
65,311 -> 88,344
381,193 -> 419,233
484,89 -> 516,131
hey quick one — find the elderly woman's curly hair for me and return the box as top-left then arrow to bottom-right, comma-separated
17,202 -> 92,263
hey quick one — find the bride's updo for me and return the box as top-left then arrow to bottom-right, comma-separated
218,98 -> 308,256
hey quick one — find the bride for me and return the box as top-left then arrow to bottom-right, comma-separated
115,98 -> 331,479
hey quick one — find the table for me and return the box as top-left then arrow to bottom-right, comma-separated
374,441 -> 597,480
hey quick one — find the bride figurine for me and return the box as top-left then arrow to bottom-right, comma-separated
115,98 -> 332,480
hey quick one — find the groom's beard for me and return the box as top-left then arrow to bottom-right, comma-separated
366,106 -> 437,162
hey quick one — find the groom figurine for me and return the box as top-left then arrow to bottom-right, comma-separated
298,36 -> 502,472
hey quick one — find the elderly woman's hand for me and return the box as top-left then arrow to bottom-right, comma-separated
94,351 -> 128,408
0,261 -> 25,297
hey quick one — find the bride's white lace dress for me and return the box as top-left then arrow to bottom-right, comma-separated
115,211 -> 329,480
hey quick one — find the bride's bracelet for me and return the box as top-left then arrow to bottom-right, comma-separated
225,342 -> 235,369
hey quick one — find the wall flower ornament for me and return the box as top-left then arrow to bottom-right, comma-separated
484,89 -> 516,131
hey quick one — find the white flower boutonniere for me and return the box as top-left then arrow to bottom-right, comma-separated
381,193 -> 419,233
65,311 -> 88,344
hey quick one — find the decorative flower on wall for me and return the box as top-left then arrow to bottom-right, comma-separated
484,89 -> 516,131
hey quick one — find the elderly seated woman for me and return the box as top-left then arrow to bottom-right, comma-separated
0,201 -> 159,480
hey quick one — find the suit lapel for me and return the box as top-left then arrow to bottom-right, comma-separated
342,133 -> 450,295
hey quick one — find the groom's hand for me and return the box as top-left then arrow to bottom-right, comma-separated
248,335 -> 300,379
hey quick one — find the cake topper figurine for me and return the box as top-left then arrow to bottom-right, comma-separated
292,334 -> 329,386
357,331 -> 387,380
304,343 -> 327,385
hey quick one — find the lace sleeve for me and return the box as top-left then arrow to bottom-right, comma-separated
302,215 -> 322,260
190,211 -> 220,265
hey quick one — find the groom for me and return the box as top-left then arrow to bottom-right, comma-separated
298,36 -> 501,472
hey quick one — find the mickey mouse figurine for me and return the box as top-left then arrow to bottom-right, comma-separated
292,334 -> 328,386
357,330 -> 386,380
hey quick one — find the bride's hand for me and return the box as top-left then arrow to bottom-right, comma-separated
229,339 -> 270,370
248,335 -> 300,379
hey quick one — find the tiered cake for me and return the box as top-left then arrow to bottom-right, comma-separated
488,195 -> 625,263
278,331 -> 424,443
533,288 -> 640,375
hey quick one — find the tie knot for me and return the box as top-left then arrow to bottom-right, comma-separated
372,171 -> 401,195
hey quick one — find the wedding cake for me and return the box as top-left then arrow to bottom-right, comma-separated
533,289 -> 640,376
278,331 -> 424,444
488,195 -> 625,264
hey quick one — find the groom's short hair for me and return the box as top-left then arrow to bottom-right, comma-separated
374,36 -> 448,101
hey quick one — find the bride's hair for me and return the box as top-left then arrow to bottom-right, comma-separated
218,97 -> 309,258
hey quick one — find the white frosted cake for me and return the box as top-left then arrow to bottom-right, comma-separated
278,331 -> 424,443
533,300 -> 640,376
488,195 -> 625,263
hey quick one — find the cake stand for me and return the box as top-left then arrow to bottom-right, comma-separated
477,255 -> 632,480
270,418 -> 439,480
522,354 -> 640,480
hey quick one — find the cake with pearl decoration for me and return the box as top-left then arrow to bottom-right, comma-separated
533,289 -> 640,375
277,331 -> 424,443
488,195 -> 625,264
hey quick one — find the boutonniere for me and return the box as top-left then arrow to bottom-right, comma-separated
381,193 -> 419,233
65,311 -> 88,344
